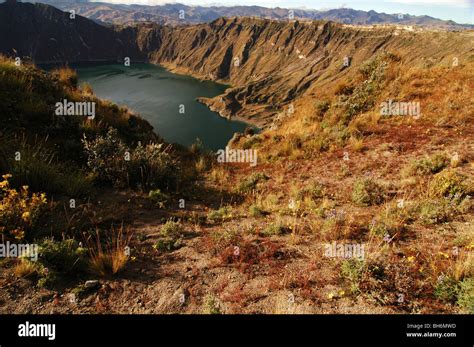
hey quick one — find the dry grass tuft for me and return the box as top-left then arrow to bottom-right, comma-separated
84,225 -> 133,277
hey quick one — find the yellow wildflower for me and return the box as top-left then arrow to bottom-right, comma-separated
21,211 -> 31,222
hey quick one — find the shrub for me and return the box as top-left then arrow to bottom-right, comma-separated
153,238 -> 183,252
339,56 -> 388,123
296,182 -> 324,201
351,178 -> 385,206
262,221 -> 287,236
152,220 -> 184,252
407,153 -> 450,176
148,189 -> 169,208
34,238 -> 88,287
83,127 -> 178,190
207,206 -> 232,222
82,127 -> 129,186
237,172 -> 269,193
38,238 -> 88,275
203,294 -> 221,314
335,83 -> 354,96
341,259 -> 365,294
419,199 -> 454,225
249,204 -> 265,217
315,100 -> 330,119
457,278 -> 474,313
160,220 -> 184,239
0,174 -> 47,241
242,135 -> 262,150
429,169 -> 468,200
434,275 -> 460,303
129,141 -> 179,190
418,154 -> 449,174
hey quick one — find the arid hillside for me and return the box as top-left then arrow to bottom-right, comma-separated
140,17 -> 474,127
0,4 -> 472,315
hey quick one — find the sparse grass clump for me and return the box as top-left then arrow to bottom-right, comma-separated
434,275 -> 460,303
457,278 -> 474,313
237,172 -> 269,193
207,206 -> 233,222
14,258 -> 38,278
349,136 -> 364,152
295,182 -> 324,201
153,220 -> 184,252
203,294 -> 222,314
85,226 -> 133,277
51,66 -> 78,88
341,259 -> 365,294
0,137 -> 93,197
148,189 -> 169,208
351,178 -> 385,206
248,204 -> 265,217
262,221 -> 287,236
195,154 -> 211,173
419,199 -> 454,225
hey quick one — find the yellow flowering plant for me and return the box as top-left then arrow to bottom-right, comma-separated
0,174 -> 47,241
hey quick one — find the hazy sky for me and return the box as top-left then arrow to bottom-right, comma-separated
94,0 -> 473,24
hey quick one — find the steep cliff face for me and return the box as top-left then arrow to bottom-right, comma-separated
0,2 -> 144,63
1,3 -> 472,127
140,17 -> 473,126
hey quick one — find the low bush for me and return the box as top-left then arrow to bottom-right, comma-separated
457,278 -> 473,313
262,221 -> 288,236
429,169 -> 468,200
83,127 -> 179,190
148,189 -> 169,208
153,220 -> 184,252
237,172 -> 269,193
207,206 -> 233,222
248,204 -> 265,217
351,178 -> 385,206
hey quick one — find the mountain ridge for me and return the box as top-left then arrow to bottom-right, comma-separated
27,0 -> 473,28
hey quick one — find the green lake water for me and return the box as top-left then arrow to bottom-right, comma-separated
76,63 -> 250,150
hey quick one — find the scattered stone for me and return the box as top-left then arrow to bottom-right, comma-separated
84,280 -> 100,289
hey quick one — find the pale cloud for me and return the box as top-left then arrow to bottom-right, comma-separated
385,0 -> 469,8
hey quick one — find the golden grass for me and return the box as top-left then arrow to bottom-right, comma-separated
14,259 -> 37,278
349,136 -> 364,152
85,225 -> 133,277
51,66 -> 78,88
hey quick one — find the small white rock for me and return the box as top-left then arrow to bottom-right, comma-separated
84,280 -> 99,288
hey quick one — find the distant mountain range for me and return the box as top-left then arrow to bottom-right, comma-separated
23,0 -> 472,28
